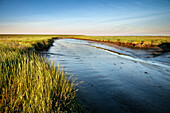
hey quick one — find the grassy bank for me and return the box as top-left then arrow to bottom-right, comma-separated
1,34 -> 169,48
0,35 -> 56,51
0,35 -> 82,112
64,35 -> 170,48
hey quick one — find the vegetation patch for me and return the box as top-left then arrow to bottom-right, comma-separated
65,36 -> 170,48
0,35 -> 82,112
1,34 -> 169,48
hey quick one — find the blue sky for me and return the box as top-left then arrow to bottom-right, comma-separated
0,0 -> 170,35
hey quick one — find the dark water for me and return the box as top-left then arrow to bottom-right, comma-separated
45,39 -> 170,113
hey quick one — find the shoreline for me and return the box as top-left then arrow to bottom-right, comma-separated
63,37 -> 168,49
0,34 -> 169,50
58,37 -> 169,54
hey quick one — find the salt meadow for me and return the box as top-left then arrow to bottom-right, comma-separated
0,35 -> 82,112
0,34 -> 170,112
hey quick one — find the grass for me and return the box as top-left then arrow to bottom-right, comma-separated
64,35 -> 170,48
0,34 -> 169,112
0,35 -> 82,112
0,35 -> 55,50
1,34 -> 169,48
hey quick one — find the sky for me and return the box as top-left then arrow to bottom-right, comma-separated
0,0 -> 170,35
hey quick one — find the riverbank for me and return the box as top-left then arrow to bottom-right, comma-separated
61,36 -> 170,50
0,36 -> 82,112
1,34 -> 169,49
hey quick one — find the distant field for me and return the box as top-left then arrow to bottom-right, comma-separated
0,35 -> 56,50
65,35 -> 170,48
0,34 -> 83,48
0,34 -> 170,48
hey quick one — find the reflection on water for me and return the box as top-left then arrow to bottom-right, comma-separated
45,39 -> 170,113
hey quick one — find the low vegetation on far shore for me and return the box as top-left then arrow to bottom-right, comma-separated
1,34 -> 170,48
0,36 -> 82,112
67,35 -> 170,48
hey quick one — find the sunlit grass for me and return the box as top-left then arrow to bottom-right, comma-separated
66,35 -> 170,47
0,35 -> 54,50
2,34 -> 169,47
0,35 -> 82,112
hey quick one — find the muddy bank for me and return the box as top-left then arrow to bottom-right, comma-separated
65,37 -> 170,50
33,38 -> 55,51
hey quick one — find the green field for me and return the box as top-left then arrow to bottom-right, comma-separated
1,34 -> 169,48
65,35 -> 170,48
0,35 -> 82,112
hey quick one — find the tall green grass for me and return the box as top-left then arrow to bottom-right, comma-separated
0,44 -> 82,112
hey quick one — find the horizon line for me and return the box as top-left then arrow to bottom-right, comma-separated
0,33 -> 170,36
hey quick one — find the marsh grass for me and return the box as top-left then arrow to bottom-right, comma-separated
66,36 -> 170,47
70,35 -> 170,42
1,34 -> 169,47
0,41 -> 82,112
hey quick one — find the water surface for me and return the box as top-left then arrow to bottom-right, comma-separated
45,39 -> 170,113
